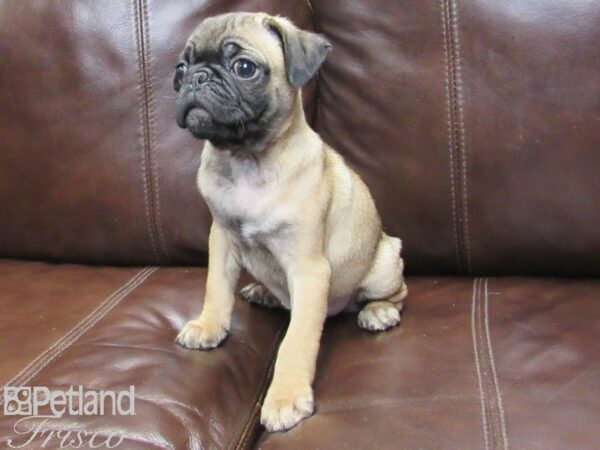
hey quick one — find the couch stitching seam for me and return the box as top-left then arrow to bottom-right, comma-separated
473,278 -> 508,450
230,323 -> 286,450
442,0 -> 471,274
8,268 -> 157,392
440,0 -> 462,272
139,0 -> 171,264
484,279 -> 509,449
479,278 -> 500,449
478,277 -> 495,449
472,278 -> 490,449
0,267 -> 158,404
450,0 -> 472,273
0,267 -> 155,394
133,0 -> 162,264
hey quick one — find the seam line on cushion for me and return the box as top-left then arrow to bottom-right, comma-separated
440,0 -> 462,273
472,278 -> 490,449
472,278 -> 508,450
229,323 -> 286,450
139,0 -> 171,263
0,267 -> 158,405
484,279 -> 509,449
441,0 -> 471,274
134,0 -> 169,264
451,0 -> 472,273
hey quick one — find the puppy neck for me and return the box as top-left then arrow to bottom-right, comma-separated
275,91 -> 314,146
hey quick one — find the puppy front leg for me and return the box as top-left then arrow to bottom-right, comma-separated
177,222 -> 240,350
261,258 -> 331,432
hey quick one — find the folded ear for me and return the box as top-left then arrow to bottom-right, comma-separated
266,17 -> 332,89
173,64 -> 183,92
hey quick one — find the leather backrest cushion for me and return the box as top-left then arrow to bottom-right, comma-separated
312,0 -> 600,276
0,0 -> 315,266
1,0 -> 599,276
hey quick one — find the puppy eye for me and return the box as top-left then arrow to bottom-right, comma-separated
232,59 -> 258,79
175,63 -> 187,79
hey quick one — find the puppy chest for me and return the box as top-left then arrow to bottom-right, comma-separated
203,184 -> 290,247
205,197 -> 285,245
231,217 -> 290,247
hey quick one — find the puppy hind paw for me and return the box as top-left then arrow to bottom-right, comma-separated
357,301 -> 401,332
240,282 -> 280,308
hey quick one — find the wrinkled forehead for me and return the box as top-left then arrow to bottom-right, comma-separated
185,13 -> 283,65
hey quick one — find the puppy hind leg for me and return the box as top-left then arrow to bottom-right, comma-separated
357,233 -> 407,332
239,282 -> 281,308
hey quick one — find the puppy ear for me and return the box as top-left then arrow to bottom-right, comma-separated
173,67 -> 183,92
174,45 -> 194,92
266,17 -> 331,89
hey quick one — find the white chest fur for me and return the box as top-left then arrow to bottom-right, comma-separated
197,148 -> 291,247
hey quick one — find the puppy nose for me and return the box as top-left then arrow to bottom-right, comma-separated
191,70 -> 210,89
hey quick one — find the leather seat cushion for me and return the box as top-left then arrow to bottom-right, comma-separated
0,260 -> 286,449
258,277 -> 600,450
1,262 -> 599,449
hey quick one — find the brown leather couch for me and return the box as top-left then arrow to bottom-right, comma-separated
1,1 -> 599,449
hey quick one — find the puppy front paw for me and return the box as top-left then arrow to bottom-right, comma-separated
176,318 -> 228,350
260,378 -> 314,432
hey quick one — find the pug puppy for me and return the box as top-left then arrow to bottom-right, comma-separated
174,12 -> 407,432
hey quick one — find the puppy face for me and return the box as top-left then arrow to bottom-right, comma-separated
174,13 -> 331,149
